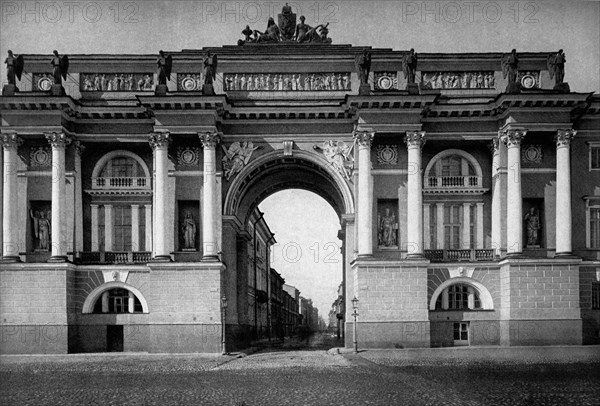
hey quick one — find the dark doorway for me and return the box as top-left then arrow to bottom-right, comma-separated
107,325 -> 124,352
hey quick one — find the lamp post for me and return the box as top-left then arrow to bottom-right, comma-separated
336,297 -> 344,340
221,295 -> 228,355
351,296 -> 359,353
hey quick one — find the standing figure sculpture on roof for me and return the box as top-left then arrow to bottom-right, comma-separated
50,50 -> 69,86
355,49 -> 371,85
501,49 -> 520,93
5,50 -> 24,86
547,49 -> 569,92
403,48 -> 418,84
202,51 -> 217,95
157,50 -> 173,86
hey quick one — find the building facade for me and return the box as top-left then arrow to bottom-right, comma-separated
1,34 -> 599,353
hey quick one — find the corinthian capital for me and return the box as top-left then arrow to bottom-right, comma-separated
199,132 -> 220,149
556,129 -> 576,148
353,130 -> 374,147
500,128 -> 527,148
404,131 -> 426,148
1,132 -> 23,150
149,131 -> 171,149
45,132 -> 71,148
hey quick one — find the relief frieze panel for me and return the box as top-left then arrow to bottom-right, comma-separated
421,71 -> 495,90
223,72 -> 351,92
80,73 -> 155,91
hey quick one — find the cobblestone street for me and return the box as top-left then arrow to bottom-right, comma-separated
1,340 -> 599,406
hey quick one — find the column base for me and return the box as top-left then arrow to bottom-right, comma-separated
151,255 -> 172,262
1,256 -> 22,263
406,253 -> 426,260
47,256 -> 68,263
202,255 -> 220,262
505,252 -> 523,258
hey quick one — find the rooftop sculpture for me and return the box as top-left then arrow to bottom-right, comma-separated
238,4 -> 332,45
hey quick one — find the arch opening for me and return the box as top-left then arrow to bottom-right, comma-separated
82,281 -> 149,314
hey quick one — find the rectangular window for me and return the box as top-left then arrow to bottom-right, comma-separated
444,205 -> 462,249
591,207 -> 600,249
113,205 -> 132,251
593,283 -> 600,310
470,205 -> 476,249
429,205 -> 437,249
448,284 -> 468,309
591,146 -> 600,170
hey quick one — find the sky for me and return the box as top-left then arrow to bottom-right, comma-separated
260,190 -> 342,319
1,0 -> 599,316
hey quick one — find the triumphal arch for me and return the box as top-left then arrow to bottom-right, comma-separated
1,9 -> 600,353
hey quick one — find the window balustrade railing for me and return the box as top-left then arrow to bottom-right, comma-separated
426,176 -> 481,188
424,249 -> 496,262
92,177 -> 151,189
78,251 -> 152,264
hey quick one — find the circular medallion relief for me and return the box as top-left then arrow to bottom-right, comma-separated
522,145 -> 542,164
520,74 -> 536,89
377,75 -> 394,90
180,148 -> 197,165
37,77 -> 53,91
376,145 -> 398,165
181,76 -> 198,91
32,148 -> 50,166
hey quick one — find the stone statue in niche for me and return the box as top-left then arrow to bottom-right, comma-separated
524,207 -> 541,247
378,208 -> 398,247
182,211 -> 197,250
30,209 -> 51,251
221,141 -> 261,181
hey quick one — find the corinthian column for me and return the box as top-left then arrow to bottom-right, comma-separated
500,128 -> 526,256
200,132 -> 220,261
405,131 -> 425,258
490,137 -> 502,255
354,130 -> 374,257
149,131 -> 171,261
2,132 -> 22,261
46,132 -> 71,262
555,129 -> 576,256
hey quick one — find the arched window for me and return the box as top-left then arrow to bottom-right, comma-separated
424,149 -> 483,189
92,288 -> 144,314
429,278 -> 494,311
91,150 -> 151,190
100,156 -> 143,178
